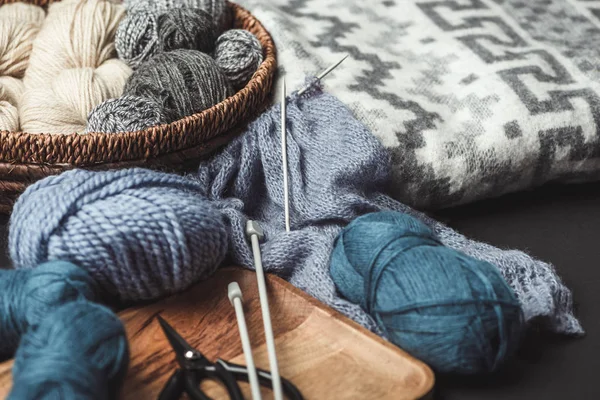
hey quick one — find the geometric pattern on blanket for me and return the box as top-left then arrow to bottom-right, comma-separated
236,0 -> 600,209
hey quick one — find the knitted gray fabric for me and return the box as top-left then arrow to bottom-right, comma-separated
214,29 -> 263,90
85,95 -> 167,133
124,0 -> 232,34
124,49 -> 233,122
195,81 -> 583,336
116,8 -> 216,68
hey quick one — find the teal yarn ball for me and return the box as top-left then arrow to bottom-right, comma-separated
9,301 -> 129,400
329,211 -> 524,374
0,261 -> 97,359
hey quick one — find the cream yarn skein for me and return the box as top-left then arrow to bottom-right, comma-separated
0,77 -> 24,132
24,0 -> 125,89
20,60 -> 131,134
0,3 -> 45,79
21,0 -> 130,134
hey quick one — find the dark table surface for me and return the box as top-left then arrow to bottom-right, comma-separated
0,182 -> 598,399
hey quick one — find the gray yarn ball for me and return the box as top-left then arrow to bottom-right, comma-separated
116,9 -> 159,68
159,8 -> 216,54
124,0 -> 232,34
214,29 -> 263,90
116,8 -> 217,68
85,96 -> 168,133
123,49 -> 234,122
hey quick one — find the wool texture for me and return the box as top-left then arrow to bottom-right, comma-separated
9,301 -> 129,400
86,95 -> 167,133
124,49 -> 233,122
0,77 -> 22,131
124,0 -> 232,34
214,29 -> 263,90
115,9 -> 159,68
235,0 -> 600,210
195,81 -> 582,336
116,7 -> 216,68
0,261 -> 97,359
329,211 -> 523,374
9,168 -> 229,302
0,3 -> 45,79
20,0 -> 129,134
21,60 -> 132,134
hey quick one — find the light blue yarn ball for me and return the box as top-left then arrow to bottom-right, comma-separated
9,301 -> 129,400
329,211 -> 524,374
0,261 -> 97,359
9,168 -> 229,303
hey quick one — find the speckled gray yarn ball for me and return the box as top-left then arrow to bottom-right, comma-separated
116,9 -> 159,68
116,8 -> 217,68
123,49 -> 234,122
159,8 -> 216,54
124,0 -> 232,34
214,29 -> 263,90
85,96 -> 167,133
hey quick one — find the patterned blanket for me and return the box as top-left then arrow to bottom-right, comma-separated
236,0 -> 600,209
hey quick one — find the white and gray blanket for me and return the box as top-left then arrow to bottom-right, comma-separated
236,0 -> 600,209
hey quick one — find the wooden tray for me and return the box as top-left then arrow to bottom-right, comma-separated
0,268 -> 434,399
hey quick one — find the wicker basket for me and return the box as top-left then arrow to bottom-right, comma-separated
0,0 -> 277,213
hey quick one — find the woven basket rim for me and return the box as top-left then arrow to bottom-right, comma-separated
0,0 -> 277,166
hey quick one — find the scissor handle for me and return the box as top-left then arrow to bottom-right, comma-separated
217,359 -> 305,400
184,363 -> 245,400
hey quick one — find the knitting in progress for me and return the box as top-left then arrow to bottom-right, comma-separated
9,168 -> 229,302
329,211 -> 523,374
19,0 -> 131,134
234,0 -> 600,210
194,81 -> 582,336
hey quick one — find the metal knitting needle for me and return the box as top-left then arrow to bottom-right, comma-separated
228,282 -> 262,400
297,54 -> 349,96
281,78 -> 291,233
246,220 -> 283,400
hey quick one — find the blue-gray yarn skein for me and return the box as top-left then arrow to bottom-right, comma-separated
116,8 -> 217,68
123,49 -> 234,122
9,168 -> 229,303
194,79 -> 582,336
0,261 -> 97,360
123,0 -> 232,34
329,211 -> 524,375
86,95 -> 167,133
9,301 -> 129,400
214,29 -> 263,90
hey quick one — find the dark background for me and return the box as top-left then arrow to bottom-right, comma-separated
1,182 -> 598,399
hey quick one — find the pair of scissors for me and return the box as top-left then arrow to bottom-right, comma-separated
156,315 -> 304,400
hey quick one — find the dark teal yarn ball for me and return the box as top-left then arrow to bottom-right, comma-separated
329,211 -> 524,374
0,261 -> 97,359
9,301 -> 129,400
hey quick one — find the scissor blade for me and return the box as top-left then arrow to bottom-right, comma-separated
157,315 -> 198,362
